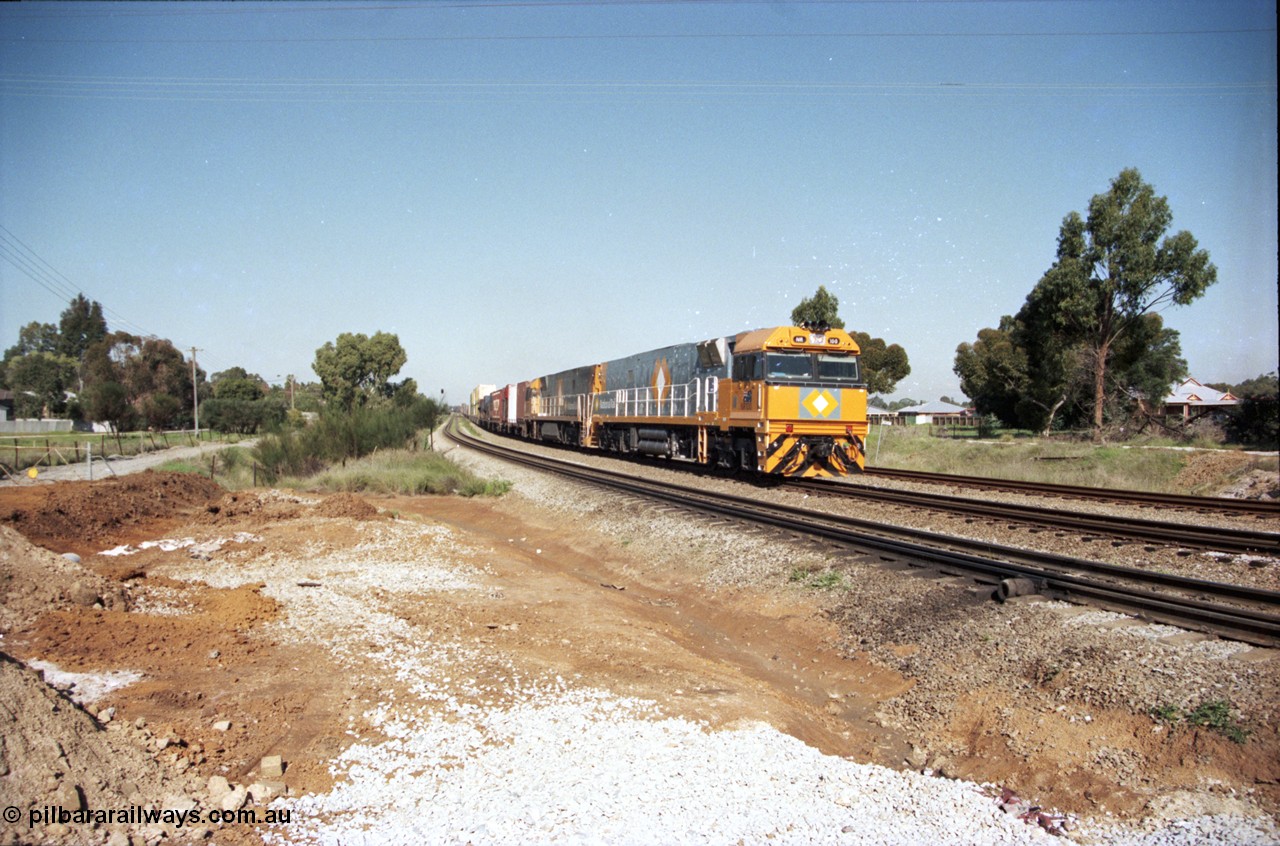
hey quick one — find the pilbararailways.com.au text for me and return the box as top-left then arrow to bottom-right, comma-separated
18,804 -> 293,829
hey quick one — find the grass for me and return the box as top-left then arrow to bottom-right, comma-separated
292,449 -> 512,497
1,428 -> 231,473
788,567 -> 846,590
866,425 -> 1277,494
1149,698 -> 1250,744
155,446 -> 259,489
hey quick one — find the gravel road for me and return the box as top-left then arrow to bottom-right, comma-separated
0,439 -> 255,485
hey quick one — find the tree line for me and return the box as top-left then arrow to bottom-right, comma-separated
954,168 -> 1274,445
0,297 -> 445,439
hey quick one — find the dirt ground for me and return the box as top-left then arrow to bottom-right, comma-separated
1,470 -> 1277,844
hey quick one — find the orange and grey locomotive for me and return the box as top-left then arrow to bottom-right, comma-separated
475,325 -> 868,478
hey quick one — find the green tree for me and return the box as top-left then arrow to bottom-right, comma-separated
850,331 -> 911,395
1222,372 -> 1279,448
1,321 -> 61,390
955,320 -> 1027,428
312,331 -> 408,411
212,366 -> 267,401
788,287 -> 911,394
790,286 -> 845,331
1033,168 -> 1216,438
1107,313 -> 1187,417
5,351 -> 78,418
5,321 -> 60,358
58,294 -> 108,362
80,332 -> 198,430
82,381 -> 134,432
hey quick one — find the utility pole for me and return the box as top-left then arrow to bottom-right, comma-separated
190,347 -> 201,439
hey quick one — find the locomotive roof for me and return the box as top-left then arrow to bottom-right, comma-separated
733,326 -> 860,354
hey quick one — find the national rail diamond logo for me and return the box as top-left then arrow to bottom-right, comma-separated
800,388 -> 839,419
652,358 -> 671,404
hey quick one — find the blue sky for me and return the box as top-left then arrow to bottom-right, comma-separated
2,0 -> 1276,405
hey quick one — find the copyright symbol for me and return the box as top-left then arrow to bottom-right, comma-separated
2,806 -> 19,824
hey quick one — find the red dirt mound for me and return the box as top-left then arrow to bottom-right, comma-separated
0,472 -> 224,552
314,492 -> 381,520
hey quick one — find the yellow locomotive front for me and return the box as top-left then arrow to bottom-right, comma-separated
721,326 -> 868,477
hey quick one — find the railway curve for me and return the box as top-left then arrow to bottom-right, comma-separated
446,418 -> 1280,648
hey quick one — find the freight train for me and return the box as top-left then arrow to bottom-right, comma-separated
472,325 -> 869,478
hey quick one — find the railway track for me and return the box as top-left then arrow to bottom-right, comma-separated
446,418 -> 1280,647
785,477 -> 1280,556
861,467 -> 1280,517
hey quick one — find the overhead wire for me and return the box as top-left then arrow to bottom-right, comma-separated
4,27 -> 1274,43
0,74 -> 1269,105
0,226 -> 232,372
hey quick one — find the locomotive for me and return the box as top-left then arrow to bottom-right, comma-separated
473,325 -> 868,478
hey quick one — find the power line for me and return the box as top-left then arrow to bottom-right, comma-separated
0,225 -> 232,372
3,27 -> 1272,44
0,74 -> 1269,105
0,0 -> 1203,18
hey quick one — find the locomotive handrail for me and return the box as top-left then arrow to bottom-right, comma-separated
543,393 -> 588,419
594,378 -> 719,419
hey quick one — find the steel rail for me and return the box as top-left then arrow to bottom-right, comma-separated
862,467 -> 1280,517
446,420 -> 1280,646
783,477 -> 1280,556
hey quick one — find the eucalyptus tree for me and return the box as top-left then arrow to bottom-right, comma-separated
791,286 -> 911,394
1033,168 -> 1215,437
313,331 -> 409,411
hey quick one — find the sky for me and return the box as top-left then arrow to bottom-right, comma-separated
1,0 -> 1276,406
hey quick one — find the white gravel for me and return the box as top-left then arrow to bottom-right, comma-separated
24,658 -> 143,707
144,478 -> 1277,846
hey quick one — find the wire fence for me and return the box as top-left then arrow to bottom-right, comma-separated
0,429 -> 217,476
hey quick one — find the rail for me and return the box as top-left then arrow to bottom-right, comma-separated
446,418 -> 1280,647
862,467 -> 1280,517
785,477 -> 1280,556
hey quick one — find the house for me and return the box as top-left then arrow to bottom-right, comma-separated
895,400 -> 973,426
1162,378 -> 1239,423
867,407 -> 898,426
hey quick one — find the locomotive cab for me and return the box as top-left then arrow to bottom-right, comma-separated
721,327 -> 869,477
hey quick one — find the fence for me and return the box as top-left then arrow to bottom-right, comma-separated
0,429 -> 216,476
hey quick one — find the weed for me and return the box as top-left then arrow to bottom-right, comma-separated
806,570 -> 846,590
1149,699 -> 1249,744
304,449 -> 511,498
1186,699 -> 1251,744
155,459 -> 206,476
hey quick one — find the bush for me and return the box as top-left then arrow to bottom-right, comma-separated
1225,394 -> 1279,449
203,397 -> 286,435
252,398 -> 447,482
